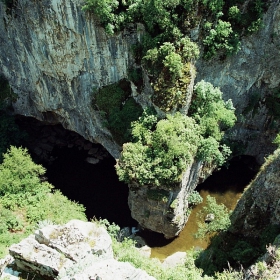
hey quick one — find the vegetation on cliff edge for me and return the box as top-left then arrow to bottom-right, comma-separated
116,80 -> 236,188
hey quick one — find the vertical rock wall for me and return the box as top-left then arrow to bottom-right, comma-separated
230,148 -> 280,237
0,0 -> 141,158
196,0 -> 280,163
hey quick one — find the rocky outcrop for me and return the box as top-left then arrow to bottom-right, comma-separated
1,0 -> 280,238
128,160 -> 210,238
229,148 -> 280,237
1,220 -> 155,280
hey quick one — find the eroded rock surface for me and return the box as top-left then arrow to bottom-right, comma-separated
0,0 -> 142,159
128,160 -> 211,238
4,220 -> 155,280
230,148 -> 280,237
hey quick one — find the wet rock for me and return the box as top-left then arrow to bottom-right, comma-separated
86,157 -> 100,164
205,214 -> 215,223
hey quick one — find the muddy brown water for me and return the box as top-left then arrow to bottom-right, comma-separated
150,189 -> 243,260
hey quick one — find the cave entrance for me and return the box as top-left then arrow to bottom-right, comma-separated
141,155 -> 260,259
15,116 -> 137,228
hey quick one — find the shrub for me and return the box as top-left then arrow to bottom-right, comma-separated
94,80 -> 143,144
116,111 -> 201,187
0,147 -> 86,257
187,190 -> 203,207
196,196 -> 231,238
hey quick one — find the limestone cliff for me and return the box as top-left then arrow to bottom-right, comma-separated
230,148 -> 280,237
196,0 -> 280,163
0,0 -> 142,158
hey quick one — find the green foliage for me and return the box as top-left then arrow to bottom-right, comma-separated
0,147 -> 86,257
94,80 -> 143,144
228,6 -> 241,23
93,218 -> 120,239
191,80 -> 236,165
187,190 -> 203,207
116,81 -> 236,187
112,234 -> 245,279
0,146 -> 51,196
273,133 -> 280,147
151,62 -> 194,112
191,80 -> 236,139
113,238 -> 210,280
203,20 -> 240,59
116,110 -> 201,187
82,0 -> 119,35
196,196 -> 231,238
0,76 -> 27,163
82,0 -> 267,61
196,224 -> 280,276
202,0 -> 224,14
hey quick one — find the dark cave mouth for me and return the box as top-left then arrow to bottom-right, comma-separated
45,146 -> 138,228
15,116 -> 138,228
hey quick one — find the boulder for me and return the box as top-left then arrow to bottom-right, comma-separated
5,220 -> 155,280
162,252 -> 187,268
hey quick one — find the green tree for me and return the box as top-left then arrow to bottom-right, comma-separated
0,146 -> 51,196
196,196 -> 231,238
0,146 -> 86,257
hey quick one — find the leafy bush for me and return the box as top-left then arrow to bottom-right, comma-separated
191,80 -> 236,140
116,81 -> 236,187
196,196 -> 231,238
0,146 -> 52,196
203,20 -> 240,59
0,147 -> 86,257
116,111 -> 201,187
187,190 -> 203,207
82,0 -> 267,62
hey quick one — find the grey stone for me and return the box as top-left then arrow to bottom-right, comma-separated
85,157 -> 99,164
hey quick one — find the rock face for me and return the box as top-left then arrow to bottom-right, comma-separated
3,220 -> 155,280
196,1 -> 280,163
0,0 -> 141,159
128,160 -> 211,238
229,148 -> 280,237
